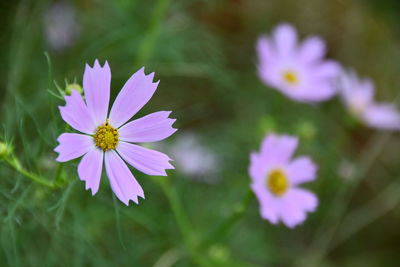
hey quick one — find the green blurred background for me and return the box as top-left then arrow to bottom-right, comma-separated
1,0 -> 400,266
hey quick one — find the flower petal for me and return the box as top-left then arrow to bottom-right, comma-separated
313,60 -> 341,79
118,111 -> 177,143
59,90 -> 96,134
83,60 -> 111,125
292,79 -> 337,102
108,67 -> 159,128
249,152 -> 269,184
286,188 -> 318,212
299,36 -> 326,64
104,150 -> 145,205
278,188 -> 317,228
339,70 -> 369,102
273,23 -> 297,57
117,142 -> 174,176
78,148 -> 103,195
257,36 -> 282,89
251,184 -> 279,224
287,156 -> 317,185
363,103 -> 400,130
257,35 -> 277,64
54,133 -> 94,162
260,134 -> 298,165
279,201 -> 306,228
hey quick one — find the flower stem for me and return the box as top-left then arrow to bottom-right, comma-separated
4,155 -> 57,189
201,188 -> 253,249
152,177 -> 206,266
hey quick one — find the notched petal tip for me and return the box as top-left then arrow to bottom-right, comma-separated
85,186 -> 97,196
147,72 -> 155,80
122,199 -> 131,206
87,59 -> 109,69
55,155 -> 63,162
137,66 -> 146,75
125,193 -> 146,206
139,190 -> 145,199
94,59 -> 100,68
171,127 -> 178,134
84,184 -> 95,196
168,164 -> 175,170
140,68 -> 158,84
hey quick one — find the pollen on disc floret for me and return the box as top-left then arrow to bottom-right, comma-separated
266,168 -> 289,196
94,121 -> 119,151
282,70 -> 299,85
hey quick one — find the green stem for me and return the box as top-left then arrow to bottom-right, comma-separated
4,156 -> 57,189
53,163 -> 65,185
201,188 -> 253,249
155,178 -> 192,241
135,0 -> 170,68
152,177 -> 206,266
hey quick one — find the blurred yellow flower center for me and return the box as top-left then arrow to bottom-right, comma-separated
266,169 -> 289,196
94,121 -> 119,151
283,70 -> 299,85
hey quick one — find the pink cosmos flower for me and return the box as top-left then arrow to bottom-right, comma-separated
256,23 -> 341,103
54,60 -> 177,205
339,70 -> 400,130
249,134 -> 318,228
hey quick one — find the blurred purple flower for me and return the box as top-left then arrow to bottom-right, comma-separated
170,133 -> 219,183
44,2 -> 79,51
339,70 -> 400,130
257,23 -> 341,103
249,134 -> 318,228
55,60 -> 177,205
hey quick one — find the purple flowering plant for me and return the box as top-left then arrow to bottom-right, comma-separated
249,134 -> 318,228
257,23 -> 341,103
54,60 -> 177,205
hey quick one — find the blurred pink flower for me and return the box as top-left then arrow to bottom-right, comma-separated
55,60 -> 177,205
170,133 -> 219,183
339,70 -> 400,130
257,23 -> 341,103
249,134 -> 318,228
44,2 -> 79,51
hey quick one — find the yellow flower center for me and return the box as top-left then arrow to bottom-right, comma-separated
266,169 -> 289,196
282,70 -> 299,85
94,121 -> 119,151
